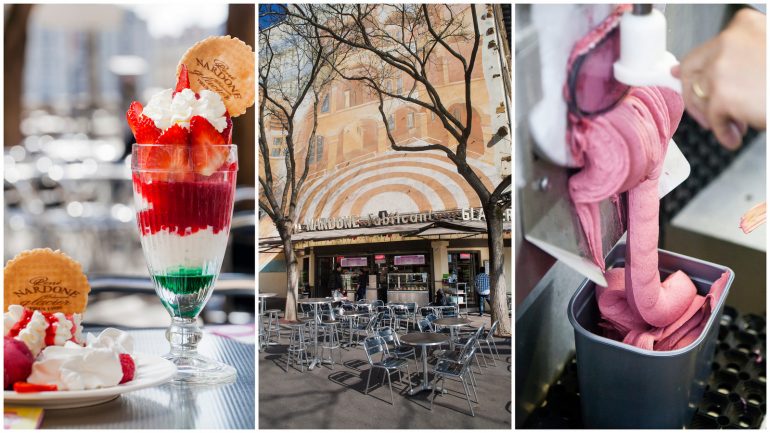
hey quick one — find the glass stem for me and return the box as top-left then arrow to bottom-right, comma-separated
166,317 -> 202,357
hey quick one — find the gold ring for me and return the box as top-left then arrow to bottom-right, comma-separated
692,81 -> 708,99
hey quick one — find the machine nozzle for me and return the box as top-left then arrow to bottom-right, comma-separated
632,4 -> 653,16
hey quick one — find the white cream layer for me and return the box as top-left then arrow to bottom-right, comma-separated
139,226 -> 229,274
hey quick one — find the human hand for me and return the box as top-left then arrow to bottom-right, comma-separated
672,8 -> 766,150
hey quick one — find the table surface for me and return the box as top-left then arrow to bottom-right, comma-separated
257,293 -> 277,298
433,317 -> 472,326
38,327 -> 255,429
298,297 -> 333,304
341,311 -> 367,316
399,332 -> 449,346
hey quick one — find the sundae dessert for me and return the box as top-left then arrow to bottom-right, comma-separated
566,8 -> 730,351
128,36 -> 254,382
3,249 -> 136,392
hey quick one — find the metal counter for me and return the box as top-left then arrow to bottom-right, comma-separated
386,290 -> 429,306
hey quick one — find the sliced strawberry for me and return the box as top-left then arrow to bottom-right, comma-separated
222,113 -> 233,144
175,64 -> 190,94
156,124 -> 189,145
119,353 -> 135,384
126,101 -> 161,144
13,382 -> 58,393
190,116 -> 229,176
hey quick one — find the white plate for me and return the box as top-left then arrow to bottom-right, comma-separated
4,352 -> 176,409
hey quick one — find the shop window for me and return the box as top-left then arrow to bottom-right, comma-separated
312,136 -> 324,163
321,94 -> 330,113
271,137 -> 283,157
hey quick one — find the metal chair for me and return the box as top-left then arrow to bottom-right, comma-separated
352,313 -> 378,344
417,317 -> 434,333
362,336 -> 412,405
320,320 -> 343,368
377,327 -> 417,365
390,304 -> 410,332
298,302 -> 313,319
480,320 -> 501,365
446,326 -> 487,373
264,309 -> 282,344
285,321 -> 311,372
430,346 -> 478,416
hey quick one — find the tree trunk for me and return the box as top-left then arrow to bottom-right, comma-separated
485,202 -> 511,336
4,5 -> 32,148
227,4 -> 255,189
282,235 -> 299,321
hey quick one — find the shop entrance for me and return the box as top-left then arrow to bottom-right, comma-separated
315,256 -> 333,297
449,251 -> 481,308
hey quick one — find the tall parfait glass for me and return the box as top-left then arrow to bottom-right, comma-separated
131,143 -> 238,383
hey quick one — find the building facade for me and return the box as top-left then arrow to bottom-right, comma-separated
260,4 -> 511,309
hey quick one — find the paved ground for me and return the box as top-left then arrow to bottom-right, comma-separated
258,314 -> 512,429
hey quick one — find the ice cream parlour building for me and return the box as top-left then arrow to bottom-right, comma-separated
260,206 -> 512,308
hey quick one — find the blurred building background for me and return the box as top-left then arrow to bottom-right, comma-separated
4,4 -> 256,327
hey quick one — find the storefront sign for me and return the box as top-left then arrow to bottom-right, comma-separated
394,255 -> 425,265
374,254 -> 386,264
295,207 -> 510,233
341,257 -> 367,267
461,207 -> 513,222
460,253 -> 471,260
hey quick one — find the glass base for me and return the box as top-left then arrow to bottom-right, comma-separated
163,352 -> 237,384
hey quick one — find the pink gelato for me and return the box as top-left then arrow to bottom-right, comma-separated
567,7 -> 730,351
4,336 -> 34,390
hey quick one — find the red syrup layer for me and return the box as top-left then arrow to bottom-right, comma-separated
132,173 -> 235,236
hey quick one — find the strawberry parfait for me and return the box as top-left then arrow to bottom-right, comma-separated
127,32 -> 255,383
129,65 -> 237,319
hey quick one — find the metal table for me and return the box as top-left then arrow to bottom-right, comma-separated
39,327 -> 255,429
340,310 -> 368,347
297,297 -> 333,370
433,317 -> 472,349
399,332 -> 449,395
257,292 -> 276,315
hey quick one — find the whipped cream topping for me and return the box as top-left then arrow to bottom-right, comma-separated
17,310 -> 48,356
27,328 -> 133,391
143,88 -> 227,133
4,305 -> 85,356
4,304 -> 23,336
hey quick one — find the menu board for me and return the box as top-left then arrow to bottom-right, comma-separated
394,255 -> 425,265
341,257 -> 368,267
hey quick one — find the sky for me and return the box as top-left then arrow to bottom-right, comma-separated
126,4 -> 229,38
258,4 -> 286,30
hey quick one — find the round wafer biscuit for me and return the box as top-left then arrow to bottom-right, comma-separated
4,248 -> 90,314
178,35 -> 255,117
